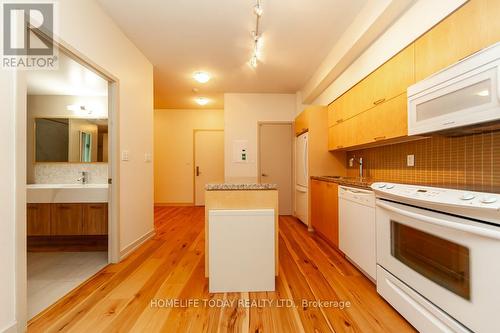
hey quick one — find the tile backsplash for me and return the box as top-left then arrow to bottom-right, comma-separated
32,163 -> 108,184
346,131 -> 500,193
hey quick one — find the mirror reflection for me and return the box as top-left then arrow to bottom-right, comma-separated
35,118 -> 108,163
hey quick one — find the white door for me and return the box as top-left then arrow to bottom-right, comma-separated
194,130 -> 224,206
295,132 -> 308,188
259,123 -> 293,215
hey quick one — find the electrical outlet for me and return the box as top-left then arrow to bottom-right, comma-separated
407,154 -> 415,167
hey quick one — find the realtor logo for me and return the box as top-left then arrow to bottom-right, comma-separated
2,2 -> 58,69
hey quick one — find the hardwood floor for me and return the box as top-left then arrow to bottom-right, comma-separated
28,206 -> 415,332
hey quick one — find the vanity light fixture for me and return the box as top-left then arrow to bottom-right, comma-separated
195,97 -> 210,106
193,71 -> 211,83
67,104 -> 92,115
476,90 -> 489,97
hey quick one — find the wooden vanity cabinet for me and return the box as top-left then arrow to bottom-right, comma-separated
83,203 -> 108,235
51,203 -> 84,235
27,203 -> 51,235
27,203 -> 108,236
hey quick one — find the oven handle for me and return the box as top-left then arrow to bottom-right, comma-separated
377,201 -> 500,240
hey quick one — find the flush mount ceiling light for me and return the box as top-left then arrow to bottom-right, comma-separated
193,71 -> 211,83
195,97 -> 210,106
249,0 -> 263,69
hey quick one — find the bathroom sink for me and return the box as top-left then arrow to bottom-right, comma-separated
27,183 -> 109,203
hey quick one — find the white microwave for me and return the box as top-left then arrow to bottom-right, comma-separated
408,42 -> 500,135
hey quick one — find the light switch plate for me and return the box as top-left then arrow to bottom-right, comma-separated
121,150 -> 129,161
144,153 -> 152,163
407,154 -> 415,167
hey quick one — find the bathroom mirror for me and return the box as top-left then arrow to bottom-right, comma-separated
34,118 -> 108,163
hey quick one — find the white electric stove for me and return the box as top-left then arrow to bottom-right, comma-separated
372,182 -> 500,333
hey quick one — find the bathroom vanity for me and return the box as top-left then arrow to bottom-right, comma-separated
26,183 -> 109,250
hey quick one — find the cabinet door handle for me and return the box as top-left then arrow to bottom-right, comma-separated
374,136 -> 386,141
59,207 -> 71,210
196,166 -> 200,176
373,98 -> 386,105
336,118 -> 344,124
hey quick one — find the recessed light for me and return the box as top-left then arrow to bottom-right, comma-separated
195,97 -> 210,106
193,71 -> 211,83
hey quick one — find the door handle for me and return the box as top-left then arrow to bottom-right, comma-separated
261,173 -> 268,177
196,166 -> 200,176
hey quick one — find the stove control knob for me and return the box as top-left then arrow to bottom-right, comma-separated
480,196 -> 498,204
460,193 -> 475,201
386,184 -> 395,189
377,183 -> 386,189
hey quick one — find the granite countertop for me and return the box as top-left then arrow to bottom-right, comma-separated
205,183 -> 278,191
311,176 -> 375,190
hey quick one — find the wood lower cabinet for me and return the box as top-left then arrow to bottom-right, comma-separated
51,203 -> 84,235
27,203 -> 51,235
83,204 -> 108,235
27,203 -> 108,236
310,180 -> 339,247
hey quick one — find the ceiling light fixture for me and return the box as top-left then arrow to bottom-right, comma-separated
249,0 -> 263,69
193,71 -> 211,83
195,97 -> 210,106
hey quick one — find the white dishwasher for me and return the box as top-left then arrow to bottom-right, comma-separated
339,186 -> 376,281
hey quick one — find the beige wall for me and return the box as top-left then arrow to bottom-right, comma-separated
154,109 -> 224,204
224,94 -> 296,183
3,1 -> 154,330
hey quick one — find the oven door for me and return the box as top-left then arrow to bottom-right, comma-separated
376,199 -> 500,333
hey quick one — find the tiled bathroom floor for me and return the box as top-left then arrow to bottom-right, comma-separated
28,251 -> 108,319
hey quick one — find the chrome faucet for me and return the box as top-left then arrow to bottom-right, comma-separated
77,171 -> 88,184
349,156 -> 364,178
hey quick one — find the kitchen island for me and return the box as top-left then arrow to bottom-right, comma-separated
205,183 -> 278,293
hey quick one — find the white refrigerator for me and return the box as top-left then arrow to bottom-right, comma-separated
295,132 -> 308,225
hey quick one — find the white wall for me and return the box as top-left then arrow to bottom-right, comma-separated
224,94 -> 296,183
2,0 -> 154,331
0,72 -> 18,333
304,0 -> 467,105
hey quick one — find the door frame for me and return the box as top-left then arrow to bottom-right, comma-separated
15,28 -> 120,328
257,122 -> 294,213
192,129 -> 224,205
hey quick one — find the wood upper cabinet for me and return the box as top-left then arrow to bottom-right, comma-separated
294,109 -> 309,136
51,203 -> 84,235
328,44 -> 414,127
27,203 -> 51,236
83,204 -> 108,235
310,179 -> 339,247
415,0 -> 500,81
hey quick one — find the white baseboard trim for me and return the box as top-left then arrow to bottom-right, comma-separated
119,229 -> 156,260
1,321 -> 17,333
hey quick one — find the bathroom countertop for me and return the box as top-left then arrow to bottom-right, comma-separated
205,183 -> 278,191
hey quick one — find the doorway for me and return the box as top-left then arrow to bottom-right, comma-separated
258,123 -> 293,215
23,43 -> 118,319
194,130 -> 224,206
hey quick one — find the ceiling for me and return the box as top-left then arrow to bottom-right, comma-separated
97,0 -> 367,109
27,51 -> 108,96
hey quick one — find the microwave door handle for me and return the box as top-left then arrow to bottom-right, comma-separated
377,201 -> 500,240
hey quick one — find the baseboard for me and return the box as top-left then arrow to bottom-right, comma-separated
1,321 -> 18,333
119,229 -> 156,260
154,202 -> 194,206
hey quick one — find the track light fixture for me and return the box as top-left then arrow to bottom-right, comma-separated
249,0 -> 263,68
